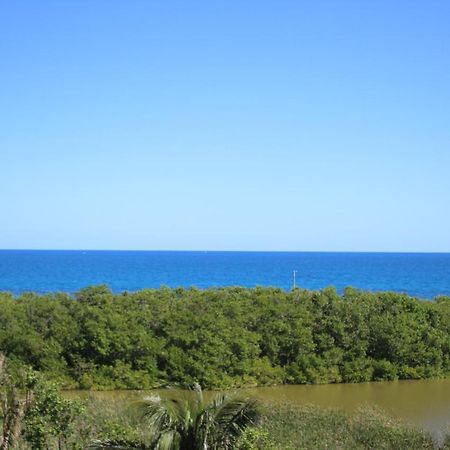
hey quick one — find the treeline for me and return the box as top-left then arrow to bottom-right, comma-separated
0,286 -> 448,389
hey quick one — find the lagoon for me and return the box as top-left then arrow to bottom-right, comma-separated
68,379 -> 450,440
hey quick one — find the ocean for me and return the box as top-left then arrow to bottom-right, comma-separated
0,250 -> 449,299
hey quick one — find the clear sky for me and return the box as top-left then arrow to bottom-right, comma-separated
1,1 -> 449,252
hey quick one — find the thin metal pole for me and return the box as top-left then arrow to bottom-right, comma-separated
293,270 -> 297,289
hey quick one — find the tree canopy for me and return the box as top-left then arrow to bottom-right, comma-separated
0,286 -> 448,389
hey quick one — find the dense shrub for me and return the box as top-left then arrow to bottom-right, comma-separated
0,286 -> 448,389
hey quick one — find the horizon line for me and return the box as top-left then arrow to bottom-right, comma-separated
1,248 -> 450,255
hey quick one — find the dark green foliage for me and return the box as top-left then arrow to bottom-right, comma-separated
0,286 -> 448,389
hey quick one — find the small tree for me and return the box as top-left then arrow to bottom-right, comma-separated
23,380 -> 85,450
0,353 -> 84,450
90,383 -> 260,450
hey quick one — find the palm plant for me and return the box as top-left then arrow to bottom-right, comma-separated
90,383 -> 260,450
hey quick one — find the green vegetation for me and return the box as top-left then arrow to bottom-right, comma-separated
1,356 -> 449,449
90,384 -> 259,449
254,404 -> 448,450
4,390 -> 450,449
0,355 -> 84,450
0,285 -> 449,389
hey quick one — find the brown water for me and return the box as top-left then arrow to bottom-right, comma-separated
68,379 -> 450,439
246,379 -> 450,438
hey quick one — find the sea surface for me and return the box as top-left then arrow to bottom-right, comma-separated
0,250 -> 449,298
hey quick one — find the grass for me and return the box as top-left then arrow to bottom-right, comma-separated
76,398 -> 450,450
4,396 -> 450,449
259,404 -> 448,450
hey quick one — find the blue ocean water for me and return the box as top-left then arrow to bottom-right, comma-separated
0,250 -> 449,299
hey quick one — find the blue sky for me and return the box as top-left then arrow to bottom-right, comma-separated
1,1 -> 449,251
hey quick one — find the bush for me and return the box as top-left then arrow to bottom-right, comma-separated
0,287 -> 448,389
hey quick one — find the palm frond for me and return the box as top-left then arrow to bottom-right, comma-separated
95,386 -> 259,450
206,395 -> 260,449
137,389 -> 202,436
154,429 -> 180,450
137,398 -> 183,433
87,438 -> 155,449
